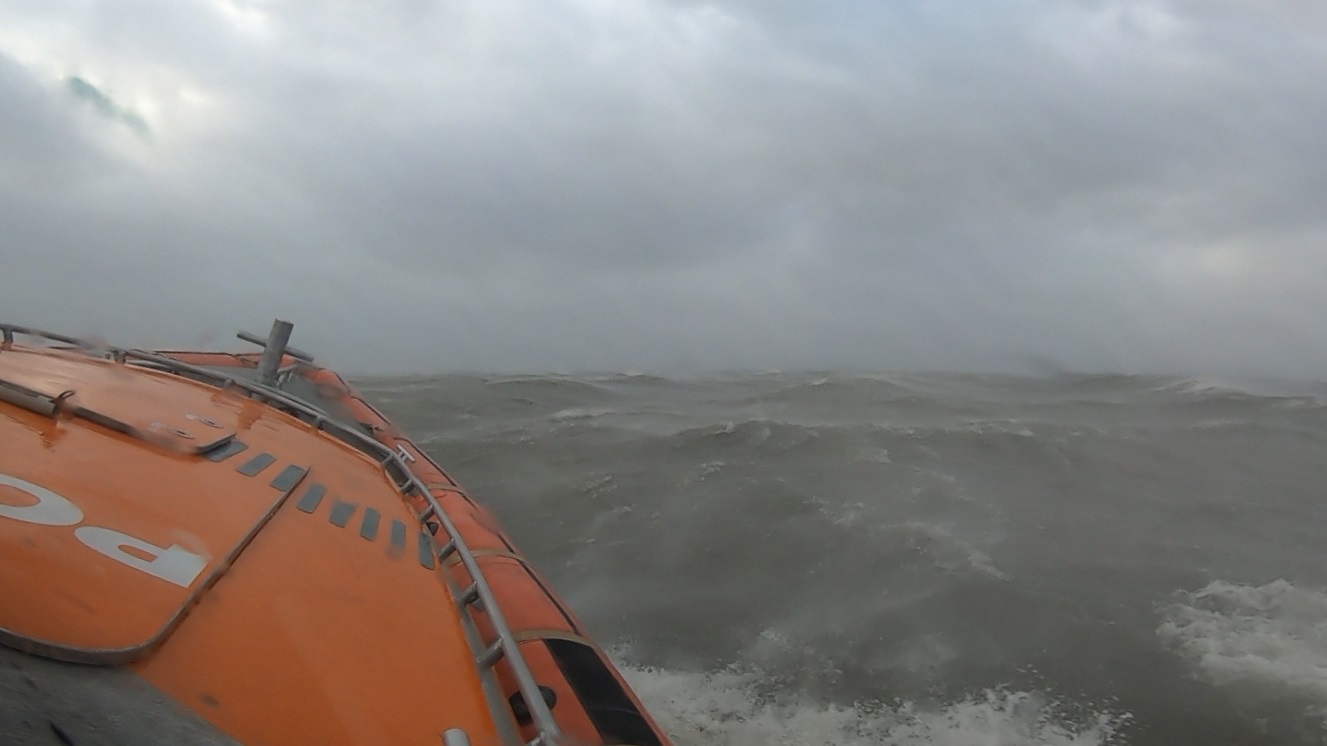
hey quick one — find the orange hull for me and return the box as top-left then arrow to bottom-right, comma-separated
0,322 -> 669,746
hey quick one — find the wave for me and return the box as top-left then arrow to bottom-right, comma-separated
481,375 -> 611,396
651,419 -> 1078,472
875,521 -> 1009,581
549,406 -> 622,422
1148,377 -> 1256,398
1157,579 -> 1327,706
358,373 -> 1327,440
672,418 -> 1052,441
617,662 -> 1129,745
1145,378 -> 1327,412
757,373 -> 916,398
585,372 -> 679,385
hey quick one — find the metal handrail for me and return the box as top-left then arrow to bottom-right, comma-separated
0,324 -> 562,746
1,324 -> 96,348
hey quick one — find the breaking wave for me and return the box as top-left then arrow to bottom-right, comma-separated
619,662 -> 1130,746
1157,579 -> 1327,704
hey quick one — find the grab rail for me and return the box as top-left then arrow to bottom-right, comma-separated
0,323 -> 562,746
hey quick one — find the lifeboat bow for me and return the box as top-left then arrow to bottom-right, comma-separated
0,321 -> 670,746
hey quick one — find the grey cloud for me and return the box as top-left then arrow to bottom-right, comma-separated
2,1 -> 1326,376
0,54 -> 111,187
66,76 -> 149,136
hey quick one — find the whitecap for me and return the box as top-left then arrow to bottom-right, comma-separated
1157,579 -> 1327,703
550,406 -> 616,421
616,662 -> 1129,745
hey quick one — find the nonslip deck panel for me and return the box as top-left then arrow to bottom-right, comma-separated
296,484 -> 327,513
204,440 -> 250,462
236,453 -> 277,477
269,465 -> 307,491
360,509 -> 380,541
328,501 -> 356,528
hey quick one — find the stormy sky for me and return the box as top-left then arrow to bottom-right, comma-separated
2,1 -> 1326,376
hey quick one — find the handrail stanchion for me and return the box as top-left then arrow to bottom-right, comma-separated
255,319 -> 294,387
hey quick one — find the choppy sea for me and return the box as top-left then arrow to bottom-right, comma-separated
359,371 -> 1327,745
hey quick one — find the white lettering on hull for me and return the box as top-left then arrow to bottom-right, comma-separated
73,526 -> 207,588
0,473 -> 84,526
0,472 -> 207,588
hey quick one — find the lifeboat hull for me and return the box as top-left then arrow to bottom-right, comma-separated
0,322 -> 670,746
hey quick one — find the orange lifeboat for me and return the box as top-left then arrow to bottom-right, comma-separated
0,320 -> 670,746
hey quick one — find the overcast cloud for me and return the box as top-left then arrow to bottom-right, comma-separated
2,0 -> 1326,375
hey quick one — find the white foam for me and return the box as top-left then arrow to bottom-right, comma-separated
1158,579 -> 1327,702
1270,396 -> 1327,410
550,406 -> 616,422
967,420 -> 1037,438
1153,377 -> 1261,398
856,446 -> 893,464
685,459 -> 725,480
891,522 -> 1010,581
617,662 -> 1127,745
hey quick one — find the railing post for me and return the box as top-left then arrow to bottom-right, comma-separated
256,319 -> 294,387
